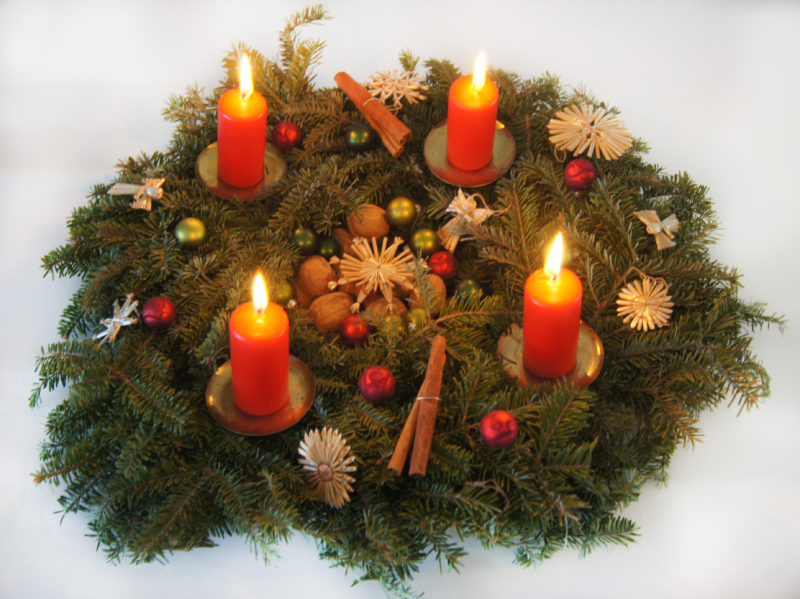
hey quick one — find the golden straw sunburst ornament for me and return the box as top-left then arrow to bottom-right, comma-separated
617,276 -> 673,331
548,103 -> 632,160
329,236 -> 416,312
298,427 -> 357,508
365,69 -> 427,112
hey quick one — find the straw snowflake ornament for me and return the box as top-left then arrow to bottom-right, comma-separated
548,103 -> 632,160
365,69 -> 427,112
617,277 -> 673,331
94,293 -> 139,345
298,427 -> 356,508
329,236 -> 416,312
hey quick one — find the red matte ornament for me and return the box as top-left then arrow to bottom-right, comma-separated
271,120 -> 302,152
358,366 -> 395,404
479,409 -> 519,449
142,296 -> 177,331
428,250 -> 459,282
339,314 -> 370,345
564,157 -> 596,190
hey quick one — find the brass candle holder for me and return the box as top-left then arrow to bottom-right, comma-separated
195,141 -> 287,200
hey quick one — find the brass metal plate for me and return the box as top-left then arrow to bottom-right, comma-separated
195,142 -> 287,200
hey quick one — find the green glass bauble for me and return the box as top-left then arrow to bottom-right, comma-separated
270,280 -> 295,306
385,197 -> 417,227
291,226 -> 318,255
405,307 -> 427,330
345,123 -> 375,150
455,279 -> 483,299
383,313 -> 406,336
174,217 -> 207,249
318,237 -> 340,258
409,228 -> 441,256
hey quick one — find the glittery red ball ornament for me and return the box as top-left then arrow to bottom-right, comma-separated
271,120 -> 302,152
479,410 -> 519,449
141,296 -> 177,331
358,366 -> 395,404
564,157 -> 597,191
339,314 -> 370,345
428,250 -> 459,282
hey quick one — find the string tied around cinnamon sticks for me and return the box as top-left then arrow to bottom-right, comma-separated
388,335 -> 446,478
334,71 -> 412,158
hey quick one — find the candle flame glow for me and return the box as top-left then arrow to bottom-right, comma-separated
471,52 -> 486,91
544,232 -> 564,279
252,272 -> 268,315
239,54 -> 254,100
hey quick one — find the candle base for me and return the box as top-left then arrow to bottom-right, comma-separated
423,121 -> 515,188
195,142 -> 287,200
205,355 -> 315,436
497,322 -> 604,389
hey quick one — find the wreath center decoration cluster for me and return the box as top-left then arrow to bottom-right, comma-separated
30,6 -> 780,594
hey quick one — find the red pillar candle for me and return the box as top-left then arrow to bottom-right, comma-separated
446,52 -> 499,171
217,54 -> 267,188
229,273 -> 290,415
523,232 -> 583,378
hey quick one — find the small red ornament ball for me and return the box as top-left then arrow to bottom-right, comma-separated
428,250 -> 459,282
358,366 -> 395,404
339,314 -> 370,345
564,157 -> 597,191
141,296 -> 177,331
271,120 -> 302,152
479,410 -> 519,449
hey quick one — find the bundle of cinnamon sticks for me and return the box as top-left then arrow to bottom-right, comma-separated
334,71 -> 412,158
388,335 -> 446,477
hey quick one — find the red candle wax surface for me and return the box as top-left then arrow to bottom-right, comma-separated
446,53 -> 499,171
523,234 -> 583,378
229,275 -> 289,415
217,55 -> 267,188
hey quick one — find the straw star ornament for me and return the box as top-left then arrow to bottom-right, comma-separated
617,277 -> 673,331
548,103 -> 632,160
94,293 -> 139,345
365,69 -> 427,112
298,427 -> 357,508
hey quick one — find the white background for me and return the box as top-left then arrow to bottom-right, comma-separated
1,1 -> 799,597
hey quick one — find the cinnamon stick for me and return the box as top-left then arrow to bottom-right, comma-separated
387,400 -> 419,474
409,335 -> 447,478
334,71 -> 412,157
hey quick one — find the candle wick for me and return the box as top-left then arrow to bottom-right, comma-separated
240,90 -> 251,101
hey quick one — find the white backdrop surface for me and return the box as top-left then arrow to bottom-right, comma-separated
1,1 -> 799,598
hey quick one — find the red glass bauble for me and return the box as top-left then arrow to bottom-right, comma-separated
271,120 -> 302,152
358,366 -> 395,404
564,157 -> 597,191
142,296 -> 177,331
339,314 -> 370,345
428,250 -> 459,282
479,410 -> 519,449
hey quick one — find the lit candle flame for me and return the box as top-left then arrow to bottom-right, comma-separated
252,271 -> 268,315
544,232 -> 564,279
239,54 -> 254,100
471,52 -> 486,91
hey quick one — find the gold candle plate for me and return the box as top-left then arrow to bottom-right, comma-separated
205,356 -> 315,436
195,142 -> 287,200
497,322 -> 604,389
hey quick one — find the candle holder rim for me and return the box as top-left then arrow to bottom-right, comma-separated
497,322 -> 604,389
195,141 -> 287,201
205,355 -> 315,436
423,120 -> 515,188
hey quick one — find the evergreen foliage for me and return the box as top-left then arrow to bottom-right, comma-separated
31,6 -> 781,595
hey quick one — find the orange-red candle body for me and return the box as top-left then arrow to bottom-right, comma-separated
446,75 -> 498,170
229,301 -> 289,415
523,268 -> 583,378
217,89 -> 267,188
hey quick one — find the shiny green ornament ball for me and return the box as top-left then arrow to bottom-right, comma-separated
385,197 -> 417,227
410,228 -> 441,256
455,279 -> 483,299
270,280 -> 295,306
318,237 -> 340,258
345,123 -> 375,150
405,307 -> 427,330
174,217 -> 207,249
291,226 -> 318,255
